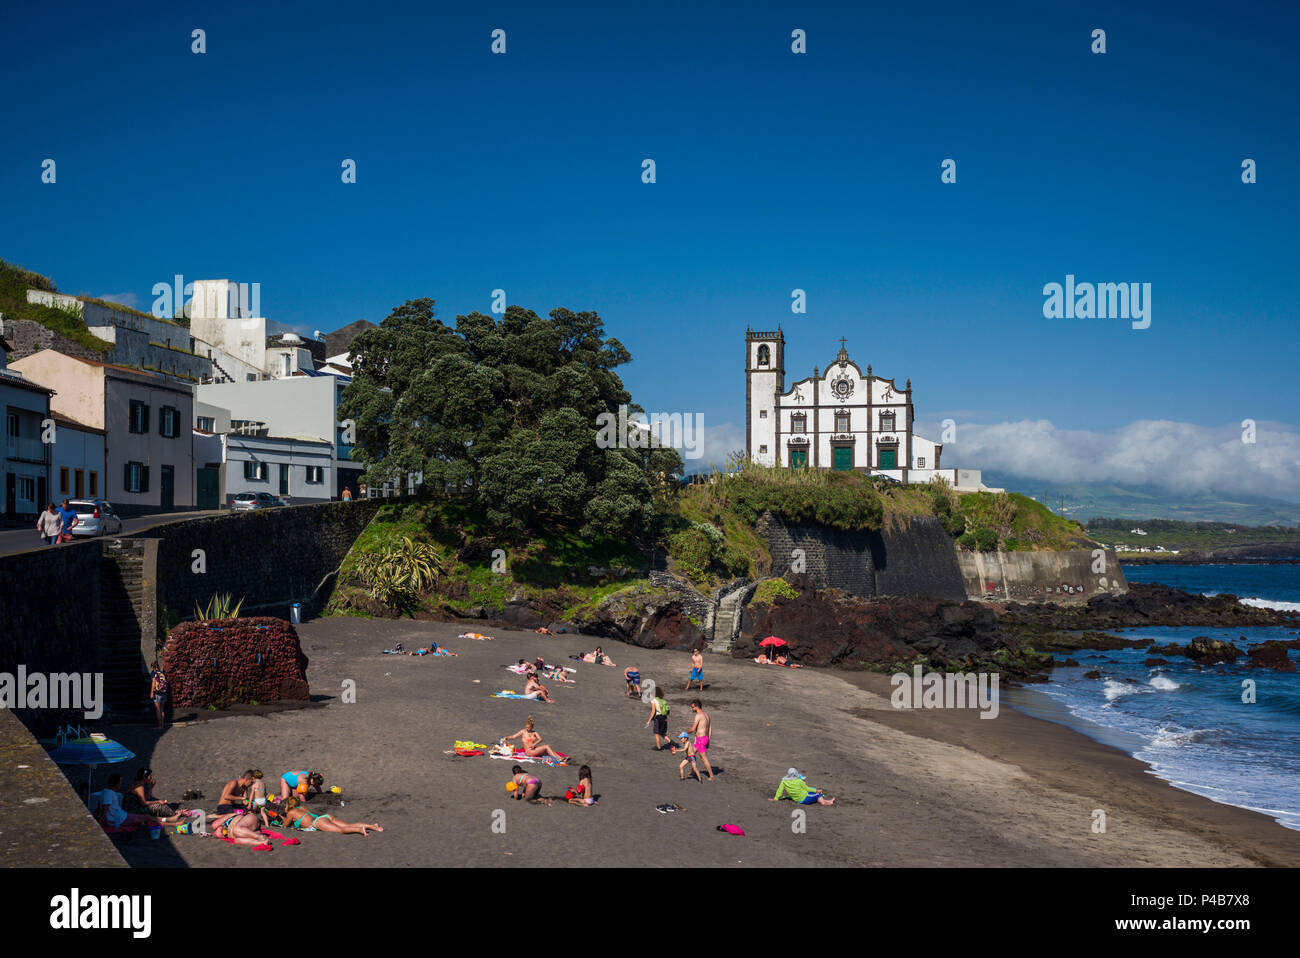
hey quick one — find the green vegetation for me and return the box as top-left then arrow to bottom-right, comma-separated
751,577 -> 800,605
1086,517 -> 1300,556
954,491 -> 1095,552
337,299 -> 682,545
0,260 -> 112,355
195,593 -> 244,621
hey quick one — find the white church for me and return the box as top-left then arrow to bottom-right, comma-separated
745,328 -> 993,490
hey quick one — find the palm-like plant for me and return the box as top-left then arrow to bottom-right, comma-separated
195,593 -> 245,621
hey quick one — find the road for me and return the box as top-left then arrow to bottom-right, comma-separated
0,510 -> 225,557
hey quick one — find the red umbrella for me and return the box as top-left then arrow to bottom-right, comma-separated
760,636 -> 787,648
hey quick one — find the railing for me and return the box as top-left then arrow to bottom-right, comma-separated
4,436 -> 47,462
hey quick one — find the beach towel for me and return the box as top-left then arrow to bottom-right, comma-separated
492,690 -> 542,700
459,632 -> 494,640
716,824 -> 745,836
489,744 -> 569,766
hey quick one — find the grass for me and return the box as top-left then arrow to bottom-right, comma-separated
0,260 -> 112,355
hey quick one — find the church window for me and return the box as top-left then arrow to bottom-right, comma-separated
879,411 -> 896,432
759,410 -> 768,419
757,345 -> 770,367
791,413 -> 806,433
917,457 -> 926,468
834,411 -> 850,433
759,444 -> 768,454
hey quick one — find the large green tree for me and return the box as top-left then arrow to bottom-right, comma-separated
338,299 -> 682,541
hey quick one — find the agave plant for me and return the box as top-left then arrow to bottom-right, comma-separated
195,592 -> 245,621
353,536 -> 443,607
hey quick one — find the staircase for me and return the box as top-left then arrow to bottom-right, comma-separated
99,542 -> 151,719
708,584 -> 751,653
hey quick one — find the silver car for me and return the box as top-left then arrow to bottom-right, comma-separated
230,492 -> 288,511
67,499 -> 124,537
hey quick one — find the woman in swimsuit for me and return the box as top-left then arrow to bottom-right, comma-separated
281,796 -> 384,835
278,770 -> 324,802
509,765 -> 551,805
503,716 -> 566,760
207,809 -> 266,846
565,765 -> 596,807
125,768 -> 175,818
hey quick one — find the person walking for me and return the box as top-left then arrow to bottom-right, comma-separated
674,699 -> 714,782
341,486 -> 353,502
56,498 -> 79,542
149,661 -> 168,730
36,502 -> 62,545
645,684 -> 672,750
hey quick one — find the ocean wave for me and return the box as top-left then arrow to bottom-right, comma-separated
1149,725 -> 1216,748
1102,679 -> 1146,702
1238,596 -> 1300,612
1148,674 -> 1181,691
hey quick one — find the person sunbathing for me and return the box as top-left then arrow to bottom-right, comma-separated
534,627 -> 554,635
280,796 -> 383,835
753,653 -> 772,664
524,674 -> 554,702
774,653 -> 803,668
577,646 -> 616,666
459,631 -> 494,640
503,716 -> 567,760
208,808 -> 270,846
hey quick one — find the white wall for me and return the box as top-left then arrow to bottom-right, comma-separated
51,424 -> 105,502
224,434 -> 334,502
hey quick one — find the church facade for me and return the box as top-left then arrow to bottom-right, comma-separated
745,328 -> 988,489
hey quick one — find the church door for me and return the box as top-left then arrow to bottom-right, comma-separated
879,448 -> 897,470
790,449 -> 807,469
832,447 -> 853,471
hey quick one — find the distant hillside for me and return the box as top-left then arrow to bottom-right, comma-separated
1086,517 -> 1300,558
982,472 -> 1300,526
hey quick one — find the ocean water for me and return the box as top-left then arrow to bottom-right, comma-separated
1013,563 -> 1300,831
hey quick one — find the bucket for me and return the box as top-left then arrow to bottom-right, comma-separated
149,825 -> 162,840
290,602 -> 302,625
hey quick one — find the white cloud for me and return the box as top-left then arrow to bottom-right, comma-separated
919,418 -> 1300,501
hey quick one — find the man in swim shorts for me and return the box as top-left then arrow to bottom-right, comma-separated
685,648 -> 704,691
676,699 -> 714,781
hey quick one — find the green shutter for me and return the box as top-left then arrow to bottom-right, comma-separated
123,462 -> 131,492
141,465 -> 150,493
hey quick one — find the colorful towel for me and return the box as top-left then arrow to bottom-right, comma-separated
492,691 -> 542,700
488,746 -> 568,767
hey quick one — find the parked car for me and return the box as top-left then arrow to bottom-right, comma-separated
67,499 -> 124,537
229,492 -> 289,511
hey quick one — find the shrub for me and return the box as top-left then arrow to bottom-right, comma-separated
163,617 -> 309,708
751,577 -> 800,605
957,532 -> 977,551
668,526 -> 715,582
974,528 -> 999,551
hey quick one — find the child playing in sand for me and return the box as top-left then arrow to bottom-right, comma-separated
508,766 -> 551,805
278,770 -> 325,802
770,769 -> 834,806
565,765 -> 596,807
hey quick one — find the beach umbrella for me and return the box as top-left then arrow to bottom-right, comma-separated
760,636 -> 787,648
48,734 -> 135,797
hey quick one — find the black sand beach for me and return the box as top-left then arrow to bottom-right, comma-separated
93,618 -> 1300,867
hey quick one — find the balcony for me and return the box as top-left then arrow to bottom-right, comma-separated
5,436 -> 48,463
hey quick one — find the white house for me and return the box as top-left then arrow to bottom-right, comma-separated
0,355 -> 53,521
50,414 -> 106,503
745,329 -> 993,490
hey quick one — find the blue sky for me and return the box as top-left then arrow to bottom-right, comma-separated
3,1 -> 1297,496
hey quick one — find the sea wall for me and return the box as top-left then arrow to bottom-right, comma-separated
755,514 -> 967,601
958,548 -> 1127,604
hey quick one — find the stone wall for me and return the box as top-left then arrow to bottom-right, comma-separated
0,317 -> 105,362
957,548 -> 1128,604
156,500 -> 383,623
756,513 -> 967,601
0,539 -> 104,735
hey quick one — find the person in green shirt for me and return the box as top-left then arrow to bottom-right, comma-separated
770,769 -> 835,806
645,684 -> 672,750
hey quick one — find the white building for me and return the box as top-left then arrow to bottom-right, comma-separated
196,373 -> 362,499
223,431 -> 334,504
0,357 -> 53,520
745,329 -> 992,490
50,414 -> 106,503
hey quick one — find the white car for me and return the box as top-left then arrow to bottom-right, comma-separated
67,499 -> 124,537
